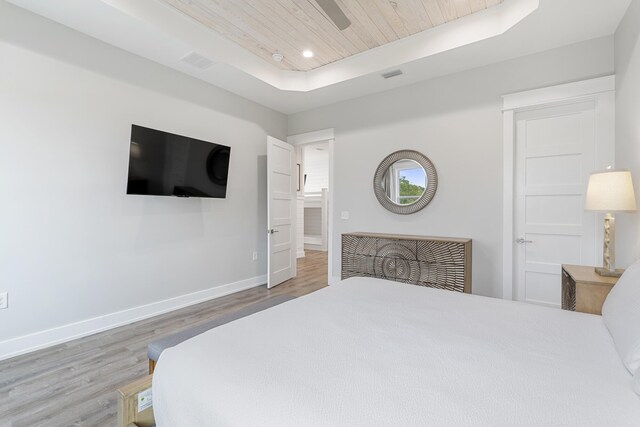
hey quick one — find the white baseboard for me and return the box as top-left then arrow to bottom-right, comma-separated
304,244 -> 327,251
0,275 -> 266,362
297,250 -> 306,258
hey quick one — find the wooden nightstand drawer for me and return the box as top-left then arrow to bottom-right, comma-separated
561,265 -> 619,315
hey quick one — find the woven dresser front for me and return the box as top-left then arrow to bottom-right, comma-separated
341,232 -> 472,293
561,268 -> 577,311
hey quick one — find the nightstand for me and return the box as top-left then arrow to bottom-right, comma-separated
561,264 -> 620,315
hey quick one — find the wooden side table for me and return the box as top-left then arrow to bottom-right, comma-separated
117,375 -> 154,427
561,264 -> 620,315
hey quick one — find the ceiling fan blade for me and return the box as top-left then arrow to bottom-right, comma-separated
315,0 -> 351,30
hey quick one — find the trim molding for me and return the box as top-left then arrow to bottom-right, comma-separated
502,109 -> 515,301
502,75 -> 615,111
0,275 -> 266,362
296,193 -> 306,259
287,128 -> 334,145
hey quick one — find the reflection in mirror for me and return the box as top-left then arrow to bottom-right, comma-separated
381,160 -> 427,205
373,150 -> 437,214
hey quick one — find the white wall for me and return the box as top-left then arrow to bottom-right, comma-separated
302,143 -> 329,193
0,3 -> 287,358
289,37 -> 615,297
615,0 -> 640,268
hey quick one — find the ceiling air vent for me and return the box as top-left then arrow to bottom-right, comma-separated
180,52 -> 216,70
381,69 -> 403,79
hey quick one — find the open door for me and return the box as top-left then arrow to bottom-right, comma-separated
267,136 -> 296,288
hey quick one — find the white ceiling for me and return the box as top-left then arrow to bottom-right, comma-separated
7,0 -> 632,114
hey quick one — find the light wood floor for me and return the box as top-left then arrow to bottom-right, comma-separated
0,251 -> 328,427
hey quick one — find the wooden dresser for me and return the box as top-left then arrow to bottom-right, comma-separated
341,232 -> 472,293
561,264 -> 620,315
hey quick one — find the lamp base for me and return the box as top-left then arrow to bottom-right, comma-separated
595,267 -> 624,278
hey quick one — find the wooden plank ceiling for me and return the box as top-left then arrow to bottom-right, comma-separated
161,0 -> 505,71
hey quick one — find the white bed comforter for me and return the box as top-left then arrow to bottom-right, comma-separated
153,277 -> 640,426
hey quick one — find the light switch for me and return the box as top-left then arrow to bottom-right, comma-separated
341,211 -> 350,220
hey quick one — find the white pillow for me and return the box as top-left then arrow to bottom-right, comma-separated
602,259 -> 640,374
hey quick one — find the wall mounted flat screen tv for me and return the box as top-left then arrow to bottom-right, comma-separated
127,125 -> 231,198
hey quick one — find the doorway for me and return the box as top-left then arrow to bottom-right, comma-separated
300,141 -> 330,252
288,129 -> 335,285
502,76 -> 615,304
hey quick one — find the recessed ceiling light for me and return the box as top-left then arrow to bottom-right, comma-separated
302,50 -> 314,58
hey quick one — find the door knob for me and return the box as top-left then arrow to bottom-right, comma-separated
268,229 -> 279,234
516,237 -> 533,244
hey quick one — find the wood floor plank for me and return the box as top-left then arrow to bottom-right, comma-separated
0,251 -> 327,426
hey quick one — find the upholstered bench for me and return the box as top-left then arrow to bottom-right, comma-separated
147,294 -> 296,373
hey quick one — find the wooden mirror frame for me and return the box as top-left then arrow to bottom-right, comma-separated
373,150 -> 438,215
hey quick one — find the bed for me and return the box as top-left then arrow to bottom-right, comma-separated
152,276 -> 640,426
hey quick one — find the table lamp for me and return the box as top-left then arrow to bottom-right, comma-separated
585,169 -> 637,277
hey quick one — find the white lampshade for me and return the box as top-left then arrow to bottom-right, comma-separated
585,170 -> 637,212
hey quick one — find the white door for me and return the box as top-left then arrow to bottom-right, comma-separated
267,136 -> 296,288
514,101 -> 601,307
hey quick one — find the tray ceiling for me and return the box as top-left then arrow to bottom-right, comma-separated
7,0 -> 631,113
160,0 -> 505,71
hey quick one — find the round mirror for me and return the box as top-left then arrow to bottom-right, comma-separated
373,150 -> 437,215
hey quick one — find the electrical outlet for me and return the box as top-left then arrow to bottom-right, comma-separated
0,292 -> 7,310
252,251 -> 258,261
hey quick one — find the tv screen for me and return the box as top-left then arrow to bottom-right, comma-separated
126,125 -> 231,198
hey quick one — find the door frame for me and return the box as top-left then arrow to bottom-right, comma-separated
501,75 -> 615,300
287,129 -> 336,284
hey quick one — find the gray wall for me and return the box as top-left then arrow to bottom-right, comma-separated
289,37 -> 615,297
0,3 -> 287,348
615,0 -> 640,268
